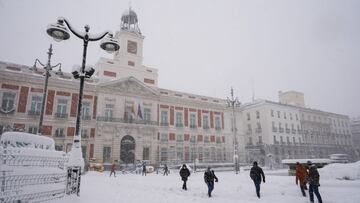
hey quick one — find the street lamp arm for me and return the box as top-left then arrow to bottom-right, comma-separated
34,58 -> 45,68
51,62 -> 62,69
61,18 -> 86,39
88,31 -> 110,42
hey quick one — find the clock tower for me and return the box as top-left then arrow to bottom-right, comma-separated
95,7 -> 158,87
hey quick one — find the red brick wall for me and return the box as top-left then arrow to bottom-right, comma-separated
90,144 -> 94,158
67,127 -> 75,137
42,125 -> 52,136
90,128 -> 95,138
92,96 -> 97,119
170,106 -> 174,125
184,108 -> 188,127
197,110 -> 202,127
46,90 -> 55,115
197,134 -> 203,142
210,111 -> 214,128
13,123 -> 25,130
104,71 -> 116,77
169,133 -> 175,141
17,86 -> 29,113
70,93 -> 78,117
2,84 -> 19,90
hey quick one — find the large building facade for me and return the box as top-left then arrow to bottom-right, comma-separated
0,8 -> 357,167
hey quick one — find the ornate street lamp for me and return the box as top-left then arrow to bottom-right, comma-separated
30,44 -> 62,135
226,87 -> 241,174
47,17 -> 119,196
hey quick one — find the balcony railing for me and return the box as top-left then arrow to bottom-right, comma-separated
279,128 -> 284,133
97,116 -> 158,125
190,125 -> 197,129
292,129 -> 296,134
203,126 -> 210,130
215,126 -> 222,131
28,110 -> 40,116
82,115 -> 92,120
176,123 -> 183,128
160,122 -> 169,126
55,112 -> 68,118
286,128 -> 290,134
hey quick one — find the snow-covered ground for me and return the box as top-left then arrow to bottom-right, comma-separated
55,166 -> 360,203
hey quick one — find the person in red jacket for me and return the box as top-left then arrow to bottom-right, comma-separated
110,161 -> 116,177
295,162 -> 308,197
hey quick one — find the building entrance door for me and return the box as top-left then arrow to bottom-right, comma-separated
120,135 -> 136,164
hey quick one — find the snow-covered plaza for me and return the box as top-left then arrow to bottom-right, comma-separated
56,164 -> 360,203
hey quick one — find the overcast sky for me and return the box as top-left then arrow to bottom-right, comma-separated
0,0 -> 359,117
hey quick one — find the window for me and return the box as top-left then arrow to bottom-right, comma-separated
1,92 -> 15,112
177,147 -> 183,161
247,124 -> 252,131
103,146 -> 111,163
248,137 -> 253,145
176,134 -> 183,142
258,136 -> 263,144
28,126 -> 38,134
161,147 -> 167,162
176,112 -> 183,127
55,128 -> 64,137
169,146 -> 175,161
161,133 -> 168,141
143,147 -> 150,160
55,145 -> 63,151
81,129 -> 88,138
296,114 -> 298,120
144,108 -> 151,121
203,115 -> 209,129
273,136 -> 277,143
271,109 -> 274,117
161,111 -> 168,125
247,113 -> 251,120
257,122 -> 261,129
215,117 -> 221,129
204,136 -> 210,143
56,99 -> 68,118
290,113 -> 293,120
190,113 -> 196,128
30,95 -> 42,114
105,104 -> 114,119
256,111 -> 260,119
124,104 -> 133,120
284,112 -> 287,119
277,111 -> 280,118
82,102 -> 91,119
190,135 -> 196,143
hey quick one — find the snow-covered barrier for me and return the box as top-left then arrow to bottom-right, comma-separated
0,132 -> 68,202
320,161 -> 360,180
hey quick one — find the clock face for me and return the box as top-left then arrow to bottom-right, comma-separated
127,40 -> 137,54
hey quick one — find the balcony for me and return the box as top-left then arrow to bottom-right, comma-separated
28,110 -> 40,116
55,112 -> 68,118
160,122 -> 169,127
292,129 -> 296,134
176,123 -> 183,128
97,116 -> 158,125
190,125 -> 197,129
203,126 -> 210,130
279,128 -> 284,133
285,128 -> 290,134
255,128 -> 262,133
272,127 -> 278,132
82,115 -> 92,120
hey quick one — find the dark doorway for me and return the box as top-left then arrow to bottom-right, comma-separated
120,135 -> 136,164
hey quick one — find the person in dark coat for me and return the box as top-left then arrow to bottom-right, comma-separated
142,162 -> 147,176
179,164 -> 191,190
204,166 -> 218,197
110,162 -> 116,177
163,164 -> 169,176
249,161 -> 265,198
307,161 -> 323,203
295,162 -> 308,197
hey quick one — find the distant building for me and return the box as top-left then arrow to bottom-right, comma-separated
350,117 -> 360,159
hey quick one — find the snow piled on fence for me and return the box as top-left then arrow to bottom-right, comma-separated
320,161 -> 360,180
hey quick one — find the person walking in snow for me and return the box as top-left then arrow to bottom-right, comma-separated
163,164 -> 169,176
295,162 -> 308,197
110,161 -> 116,177
249,161 -> 265,198
204,166 -> 218,197
307,161 -> 323,203
179,164 -> 191,190
142,162 -> 147,176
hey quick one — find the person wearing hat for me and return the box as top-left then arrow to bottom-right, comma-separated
204,166 -> 218,197
249,161 -> 265,198
179,164 -> 191,190
295,162 -> 308,197
307,161 -> 323,203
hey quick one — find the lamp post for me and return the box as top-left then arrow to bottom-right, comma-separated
46,18 -> 119,196
226,87 -> 241,174
31,44 -> 62,135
